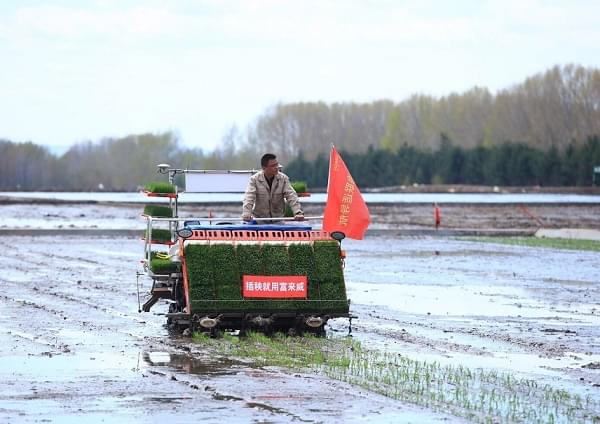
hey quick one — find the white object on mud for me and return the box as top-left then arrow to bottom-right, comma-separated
535,228 -> 600,241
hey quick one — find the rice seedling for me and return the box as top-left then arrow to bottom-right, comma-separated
284,203 -> 294,217
291,181 -> 307,193
143,204 -> 173,218
145,181 -> 176,193
284,182 -> 308,216
185,244 -> 215,300
193,334 -> 600,423
464,236 -> 600,252
289,243 -> 320,300
262,244 -> 290,276
143,228 -> 172,243
149,251 -> 179,274
186,242 -> 348,313
211,244 -> 241,300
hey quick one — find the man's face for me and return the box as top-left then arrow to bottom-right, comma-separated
263,159 -> 279,178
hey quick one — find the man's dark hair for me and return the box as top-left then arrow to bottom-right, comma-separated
261,153 -> 277,168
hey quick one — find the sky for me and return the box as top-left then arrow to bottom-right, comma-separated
1,0 -> 600,153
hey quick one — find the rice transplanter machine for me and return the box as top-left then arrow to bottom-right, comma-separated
138,164 -> 351,336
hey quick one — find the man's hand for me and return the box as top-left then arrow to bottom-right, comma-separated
242,215 -> 253,222
294,213 -> 305,221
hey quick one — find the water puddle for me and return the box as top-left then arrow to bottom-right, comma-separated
4,351 -> 138,380
143,351 -> 241,376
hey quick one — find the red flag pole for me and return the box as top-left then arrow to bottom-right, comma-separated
434,203 -> 441,230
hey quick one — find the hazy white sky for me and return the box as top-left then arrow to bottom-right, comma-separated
1,0 -> 599,152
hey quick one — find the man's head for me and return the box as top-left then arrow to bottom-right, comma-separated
261,153 -> 279,178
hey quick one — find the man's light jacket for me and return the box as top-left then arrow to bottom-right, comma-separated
242,171 -> 303,220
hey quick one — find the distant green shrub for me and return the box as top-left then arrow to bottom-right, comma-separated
143,205 -> 173,217
145,181 -> 176,193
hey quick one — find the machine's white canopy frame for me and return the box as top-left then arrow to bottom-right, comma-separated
144,165 -> 323,275
183,169 -> 256,193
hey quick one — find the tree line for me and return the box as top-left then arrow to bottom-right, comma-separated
1,133 -> 598,191
285,135 -> 600,189
230,64 -> 600,164
0,133 -> 254,191
1,64 -> 599,191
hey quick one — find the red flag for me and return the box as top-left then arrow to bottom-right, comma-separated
323,147 -> 370,240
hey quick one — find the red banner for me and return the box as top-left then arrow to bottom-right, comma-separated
323,146 -> 371,240
242,275 -> 308,298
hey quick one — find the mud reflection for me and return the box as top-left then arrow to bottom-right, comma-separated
142,351 -> 240,376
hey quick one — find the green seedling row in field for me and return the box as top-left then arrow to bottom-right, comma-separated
185,241 -> 348,313
143,204 -> 173,218
193,333 -> 599,424
145,181 -> 176,193
466,236 -> 600,252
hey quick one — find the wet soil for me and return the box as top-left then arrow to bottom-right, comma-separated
342,237 -> 600,389
1,202 -> 599,232
0,234 -> 467,423
0,203 -> 599,422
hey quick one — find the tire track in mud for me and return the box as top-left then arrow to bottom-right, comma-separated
353,308 -> 493,357
0,236 -> 161,360
355,305 -> 589,359
1,236 -> 140,293
12,284 -> 148,327
0,289 -> 75,354
0,237 -> 181,422
0,294 -> 66,319
0,269 -> 145,328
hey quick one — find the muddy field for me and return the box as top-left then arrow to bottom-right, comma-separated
1,201 -> 599,232
0,202 -> 599,422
